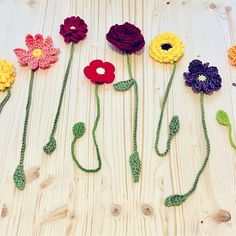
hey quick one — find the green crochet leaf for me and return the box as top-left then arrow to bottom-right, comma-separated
129,152 -> 141,183
13,164 -> 26,190
169,115 -> 180,137
73,122 -> 85,139
216,110 -> 230,126
113,79 -> 135,91
43,137 -> 57,154
165,194 -> 187,207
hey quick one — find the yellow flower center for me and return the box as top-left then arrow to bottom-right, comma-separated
32,48 -> 43,58
198,75 -> 207,81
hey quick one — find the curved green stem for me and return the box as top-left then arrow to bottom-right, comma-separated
71,85 -> 102,172
165,92 -> 210,207
13,71 -> 35,190
44,42 -> 75,155
0,89 -> 11,113
228,123 -> 236,149
155,63 -> 179,157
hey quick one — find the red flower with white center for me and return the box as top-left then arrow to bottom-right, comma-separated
84,60 -> 115,84
14,34 -> 60,70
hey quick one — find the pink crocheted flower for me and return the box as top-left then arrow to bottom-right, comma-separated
14,34 -> 60,70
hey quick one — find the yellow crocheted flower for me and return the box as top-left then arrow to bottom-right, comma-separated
0,60 -> 16,91
149,32 -> 185,64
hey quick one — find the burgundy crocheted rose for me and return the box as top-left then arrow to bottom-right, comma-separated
60,16 -> 88,44
106,22 -> 145,54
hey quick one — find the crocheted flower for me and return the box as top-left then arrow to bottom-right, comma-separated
60,16 -> 88,44
184,59 -> 222,94
14,34 -> 60,70
0,60 -> 16,91
84,60 -> 115,84
228,45 -> 236,66
149,32 -> 185,64
106,22 -> 145,54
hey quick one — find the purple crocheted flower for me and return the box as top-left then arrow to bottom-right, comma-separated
60,16 -> 88,44
183,59 -> 222,94
106,22 -> 145,54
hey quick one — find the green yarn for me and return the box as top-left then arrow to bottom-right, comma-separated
155,63 -> 179,157
165,92 -> 210,207
13,70 -> 35,190
113,54 -> 141,182
44,42 -> 75,155
216,109 -> 236,149
0,89 -> 11,113
71,85 -> 102,172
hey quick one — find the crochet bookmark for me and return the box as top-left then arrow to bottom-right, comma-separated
13,34 -> 60,190
71,60 -> 115,172
216,110 -> 236,149
165,60 -> 222,207
44,16 -> 88,154
0,60 -> 16,113
149,32 -> 185,157
106,22 -> 145,183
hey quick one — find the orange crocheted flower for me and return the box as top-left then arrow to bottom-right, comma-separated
228,45 -> 236,66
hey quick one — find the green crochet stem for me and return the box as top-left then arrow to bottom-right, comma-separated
44,42 -> 75,155
155,63 -> 180,157
165,92 -> 210,207
113,54 -> 141,183
216,110 -> 236,149
71,85 -> 102,172
0,89 -> 11,113
13,70 -> 35,190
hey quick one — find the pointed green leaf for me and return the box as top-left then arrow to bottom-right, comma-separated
169,115 -> 180,137
43,137 -> 57,154
113,79 -> 135,92
13,164 -> 26,190
129,152 -> 141,183
216,110 -> 230,126
165,194 -> 188,207
73,122 -> 85,139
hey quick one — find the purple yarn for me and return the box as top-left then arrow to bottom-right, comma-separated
106,22 -> 145,54
60,16 -> 88,44
183,59 -> 222,94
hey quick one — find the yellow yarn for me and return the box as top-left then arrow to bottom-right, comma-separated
0,60 -> 16,91
149,32 -> 185,64
32,48 -> 43,58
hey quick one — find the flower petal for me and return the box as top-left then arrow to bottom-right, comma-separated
25,34 -> 35,49
28,57 -> 39,70
34,34 -> 44,47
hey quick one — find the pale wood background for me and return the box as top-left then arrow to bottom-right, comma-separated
0,0 -> 236,235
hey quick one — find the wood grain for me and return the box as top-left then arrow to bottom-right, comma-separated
0,0 -> 236,235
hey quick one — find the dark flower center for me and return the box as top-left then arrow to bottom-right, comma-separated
161,43 -> 172,51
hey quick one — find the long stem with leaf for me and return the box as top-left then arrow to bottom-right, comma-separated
155,63 -> 180,157
113,54 -> 141,182
13,71 -> 35,190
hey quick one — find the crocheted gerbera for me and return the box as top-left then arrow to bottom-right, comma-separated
14,34 -> 60,70
0,60 -> 16,91
183,59 -> 222,94
149,32 -> 185,64
59,16 -> 88,44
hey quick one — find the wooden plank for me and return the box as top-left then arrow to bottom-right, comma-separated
0,0 -> 236,235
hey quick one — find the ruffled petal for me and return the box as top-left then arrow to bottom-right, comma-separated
34,34 -> 44,47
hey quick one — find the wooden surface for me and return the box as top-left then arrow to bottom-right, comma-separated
1,0 -> 236,235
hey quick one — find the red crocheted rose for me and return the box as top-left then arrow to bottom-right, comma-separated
60,16 -> 88,44
84,60 -> 115,84
106,22 -> 145,54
